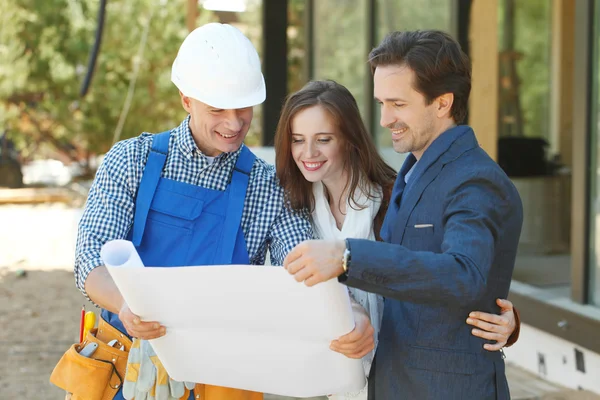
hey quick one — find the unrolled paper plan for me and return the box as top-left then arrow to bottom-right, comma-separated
100,239 -> 366,397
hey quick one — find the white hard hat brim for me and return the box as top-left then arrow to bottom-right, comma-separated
172,73 -> 266,110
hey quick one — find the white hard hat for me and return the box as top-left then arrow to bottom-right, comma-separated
171,23 -> 266,109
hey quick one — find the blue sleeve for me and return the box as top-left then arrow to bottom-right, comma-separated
74,138 -> 148,300
267,191 -> 314,266
343,173 -> 520,308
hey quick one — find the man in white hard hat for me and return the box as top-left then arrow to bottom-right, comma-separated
72,23 -> 373,400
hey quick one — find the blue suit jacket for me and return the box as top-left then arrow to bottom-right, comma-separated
344,126 -> 523,400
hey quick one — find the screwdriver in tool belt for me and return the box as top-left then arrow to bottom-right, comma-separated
79,306 -> 85,343
83,311 -> 96,339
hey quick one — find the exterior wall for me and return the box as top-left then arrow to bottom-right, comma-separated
504,324 -> 600,394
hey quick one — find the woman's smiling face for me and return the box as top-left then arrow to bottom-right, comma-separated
290,105 -> 346,186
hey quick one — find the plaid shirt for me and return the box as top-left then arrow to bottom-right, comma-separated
75,116 -> 313,300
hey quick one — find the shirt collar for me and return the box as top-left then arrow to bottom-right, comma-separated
404,160 -> 417,184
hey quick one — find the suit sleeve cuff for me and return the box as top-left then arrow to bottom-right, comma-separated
505,306 -> 521,347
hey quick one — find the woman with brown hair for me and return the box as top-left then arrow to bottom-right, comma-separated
274,80 -> 518,399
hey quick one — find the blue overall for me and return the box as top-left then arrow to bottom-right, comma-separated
101,131 -> 256,399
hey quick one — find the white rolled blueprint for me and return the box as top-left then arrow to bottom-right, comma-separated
101,239 -> 366,397
101,239 -> 145,268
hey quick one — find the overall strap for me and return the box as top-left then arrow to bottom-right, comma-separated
131,131 -> 171,246
220,146 -> 256,264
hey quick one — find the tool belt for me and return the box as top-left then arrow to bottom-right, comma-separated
50,315 -> 135,400
51,316 -> 261,400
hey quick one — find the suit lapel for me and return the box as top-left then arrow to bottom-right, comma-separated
389,127 -> 479,244
391,161 -> 445,244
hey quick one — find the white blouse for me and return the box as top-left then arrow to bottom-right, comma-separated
311,181 -> 385,400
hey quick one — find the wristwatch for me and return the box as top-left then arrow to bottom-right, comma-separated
339,239 -> 351,281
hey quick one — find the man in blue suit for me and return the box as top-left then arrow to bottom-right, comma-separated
284,30 -> 523,399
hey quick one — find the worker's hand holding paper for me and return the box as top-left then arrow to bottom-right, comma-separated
100,239 -> 366,398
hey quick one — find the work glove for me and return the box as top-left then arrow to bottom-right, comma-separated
123,338 -> 195,400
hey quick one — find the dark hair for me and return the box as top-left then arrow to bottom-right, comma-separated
274,80 -> 397,239
369,30 -> 471,123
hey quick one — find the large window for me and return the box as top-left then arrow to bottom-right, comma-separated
497,0 -> 552,144
589,4 -> 600,306
496,0 -> 569,291
313,0 -> 368,118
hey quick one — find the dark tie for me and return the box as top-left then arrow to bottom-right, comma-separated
380,154 -> 417,242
